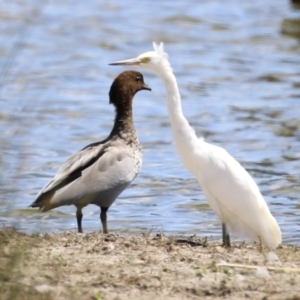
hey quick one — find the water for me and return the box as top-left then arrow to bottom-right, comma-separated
0,0 -> 299,244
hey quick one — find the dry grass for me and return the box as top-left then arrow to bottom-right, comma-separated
0,228 -> 300,300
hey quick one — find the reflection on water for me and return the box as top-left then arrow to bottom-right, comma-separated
282,0 -> 300,38
0,0 -> 299,244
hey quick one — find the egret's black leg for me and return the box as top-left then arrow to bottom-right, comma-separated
222,223 -> 231,247
76,206 -> 83,233
100,207 -> 109,234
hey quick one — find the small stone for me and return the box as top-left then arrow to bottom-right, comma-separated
102,243 -> 115,251
255,267 -> 270,278
218,259 -> 227,265
264,251 -> 279,262
167,244 -> 175,252
236,274 -> 245,281
35,284 -> 54,293
215,246 -> 225,253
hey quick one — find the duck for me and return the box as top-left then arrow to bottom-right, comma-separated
30,70 -> 151,233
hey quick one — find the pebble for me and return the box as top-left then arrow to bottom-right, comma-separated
35,284 -> 54,293
102,243 -> 115,252
255,267 -> 270,278
264,251 -> 279,262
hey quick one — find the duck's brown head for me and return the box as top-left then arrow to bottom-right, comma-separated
109,71 -> 151,107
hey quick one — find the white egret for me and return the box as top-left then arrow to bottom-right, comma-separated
110,43 -> 281,249
30,71 -> 151,233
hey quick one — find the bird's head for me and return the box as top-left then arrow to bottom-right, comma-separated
109,42 -> 169,76
109,70 -> 151,106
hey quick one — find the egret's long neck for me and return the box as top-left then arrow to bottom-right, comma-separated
156,61 -> 200,174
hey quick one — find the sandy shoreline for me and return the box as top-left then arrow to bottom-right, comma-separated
0,229 -> 300,300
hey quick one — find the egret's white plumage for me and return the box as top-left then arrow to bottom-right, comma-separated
110,42 -> 282,249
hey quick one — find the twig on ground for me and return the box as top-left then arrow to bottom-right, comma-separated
216,262 -> 300,273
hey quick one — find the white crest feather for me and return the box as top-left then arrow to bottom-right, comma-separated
152,42 -> 168,59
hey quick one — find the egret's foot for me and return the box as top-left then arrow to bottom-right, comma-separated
222,235 -> 231,248
222,223 -> 231,248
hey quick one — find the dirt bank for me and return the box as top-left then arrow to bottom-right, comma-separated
0,229 -> 300,300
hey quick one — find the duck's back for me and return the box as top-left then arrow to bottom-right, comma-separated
46,139 -> 142,209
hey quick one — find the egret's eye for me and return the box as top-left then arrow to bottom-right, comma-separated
140,57 -> 151,63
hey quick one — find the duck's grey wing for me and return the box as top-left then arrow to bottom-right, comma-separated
49,142 -> 141,209
30,141 -> 107,209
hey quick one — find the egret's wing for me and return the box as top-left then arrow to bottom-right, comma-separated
198,143 -> 265,217
40,141 -> 107,195
197,143 -> 281,248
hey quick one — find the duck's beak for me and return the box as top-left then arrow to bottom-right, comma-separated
142,83 -> 151,91
109,57 -> 141,66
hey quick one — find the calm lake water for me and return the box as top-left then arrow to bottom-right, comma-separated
0,0 -> 299,244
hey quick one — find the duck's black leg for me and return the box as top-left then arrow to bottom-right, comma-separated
76,206 -> 83,233
100,207 -> 109,234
